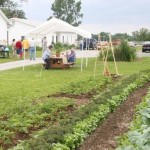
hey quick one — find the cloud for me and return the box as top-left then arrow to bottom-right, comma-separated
15,0 -> 150,34
80,23 -> 150,35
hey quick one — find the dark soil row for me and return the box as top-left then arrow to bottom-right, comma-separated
78,82 -> 150,150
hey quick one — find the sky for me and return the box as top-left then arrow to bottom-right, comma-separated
16,0 -> 150,35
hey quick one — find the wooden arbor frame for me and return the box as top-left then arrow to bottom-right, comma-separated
94,34 -> 119,76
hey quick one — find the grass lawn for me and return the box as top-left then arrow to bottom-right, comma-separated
0,56 -> 150,149
0,46 -> 142,64
0,49 -> 63,64
0,50 -> 42,64
0,57 -> 150,115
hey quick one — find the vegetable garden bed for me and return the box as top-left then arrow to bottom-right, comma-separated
1,66 -> 150,150
4,71 -> 149,150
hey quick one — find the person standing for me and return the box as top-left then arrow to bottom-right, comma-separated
11,39 -> 16,57
42,36 -> 47,53
15,40 -> 22,59
29,38 -> 36,60
42,45 -> 53,70
79,39 -> 83,50
22,37 -> 29,59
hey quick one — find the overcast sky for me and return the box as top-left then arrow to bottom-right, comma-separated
17,0 -> 150,35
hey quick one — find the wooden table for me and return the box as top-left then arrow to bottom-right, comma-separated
49,57 -> 71,69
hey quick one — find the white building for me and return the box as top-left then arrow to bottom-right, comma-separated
26,18 -> 91,46
0,9 -> 11,45
45,32 -> 77,46
9,18 -> 78,46
9,18 -> 42,44
0,9 -> 89,46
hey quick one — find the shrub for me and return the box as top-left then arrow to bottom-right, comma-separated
36,46 -> 42,51
119,40 -> 136,61
99,40 -> 137,61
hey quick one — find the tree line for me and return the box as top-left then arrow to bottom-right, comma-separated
92,28 -> 150,42
1,0 -> 150,41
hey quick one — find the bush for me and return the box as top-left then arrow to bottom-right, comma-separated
119,40 -> 136,61
54,42 -> 75,51
36,46 -> 42,51
99,40 -> 137,61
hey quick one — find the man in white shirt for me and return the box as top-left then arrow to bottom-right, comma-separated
29,38 -> 36,60
42,36 -> 47,53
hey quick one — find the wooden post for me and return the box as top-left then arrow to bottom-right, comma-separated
109,34 -> 119,75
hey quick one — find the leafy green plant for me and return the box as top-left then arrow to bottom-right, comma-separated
116,87 -> 150,150
52,72 -> 150,150
60,75 -> 112,95
99,40 -> 137,61
54,42 -> 63,53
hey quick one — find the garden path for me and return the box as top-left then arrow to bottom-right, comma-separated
79,82 -> 150,150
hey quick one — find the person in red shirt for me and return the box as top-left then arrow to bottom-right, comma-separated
15,40 -> 22,58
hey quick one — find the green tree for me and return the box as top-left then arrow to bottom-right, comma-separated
0,0 -> 5,6
99,32 -> 109,41
92,32 -> 109,41
112,33 -> 133,41
48,0 -> 83,26
0,0 -> 26,19
132,28 -> 150,41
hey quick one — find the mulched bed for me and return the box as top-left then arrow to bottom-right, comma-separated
78,82 -> 150,150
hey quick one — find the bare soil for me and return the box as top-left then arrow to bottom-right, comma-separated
78,82 -> 150,150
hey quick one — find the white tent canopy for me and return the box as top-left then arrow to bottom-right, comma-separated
26,17 -> 91,38
25,17 -> 92,72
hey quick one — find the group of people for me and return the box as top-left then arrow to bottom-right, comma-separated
11,37 -> 36,60
42,44 -> 76,70
12,35 -> 76,70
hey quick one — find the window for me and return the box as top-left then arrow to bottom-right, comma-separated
56,36 -> 58,42
52,36 -> 54,43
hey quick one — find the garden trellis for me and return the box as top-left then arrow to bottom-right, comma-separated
94,33 -> 119,76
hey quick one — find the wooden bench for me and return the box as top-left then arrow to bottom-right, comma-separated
0,51 -> 9,58
42,60 -> 75,70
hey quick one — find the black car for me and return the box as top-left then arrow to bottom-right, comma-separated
142,41 -> 150,52
83,38 -> 97,50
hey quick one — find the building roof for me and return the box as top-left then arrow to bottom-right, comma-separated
26,17 -> 91,38
9,18 -> 42,27
0,9 -> 11,24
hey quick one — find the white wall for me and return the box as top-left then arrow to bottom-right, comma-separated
0,15 -> 8,45
59,32 -> 77,45
42,32 -> 77,47
9,20 -> 35,44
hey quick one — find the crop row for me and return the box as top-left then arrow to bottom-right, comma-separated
0,98 -> 74,147
11,71 -> 150,150
116,86 -> 150,150
52,73 -> 150,149
59,76 -> 112,95
0,75 -> 111,150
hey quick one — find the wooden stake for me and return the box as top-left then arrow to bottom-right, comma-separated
109,34 -> 119,75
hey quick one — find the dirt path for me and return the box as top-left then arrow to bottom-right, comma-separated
78,82 -> 150,150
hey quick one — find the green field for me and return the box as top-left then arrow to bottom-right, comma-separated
0,56 -> 150,149
0,57 -> 150,114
